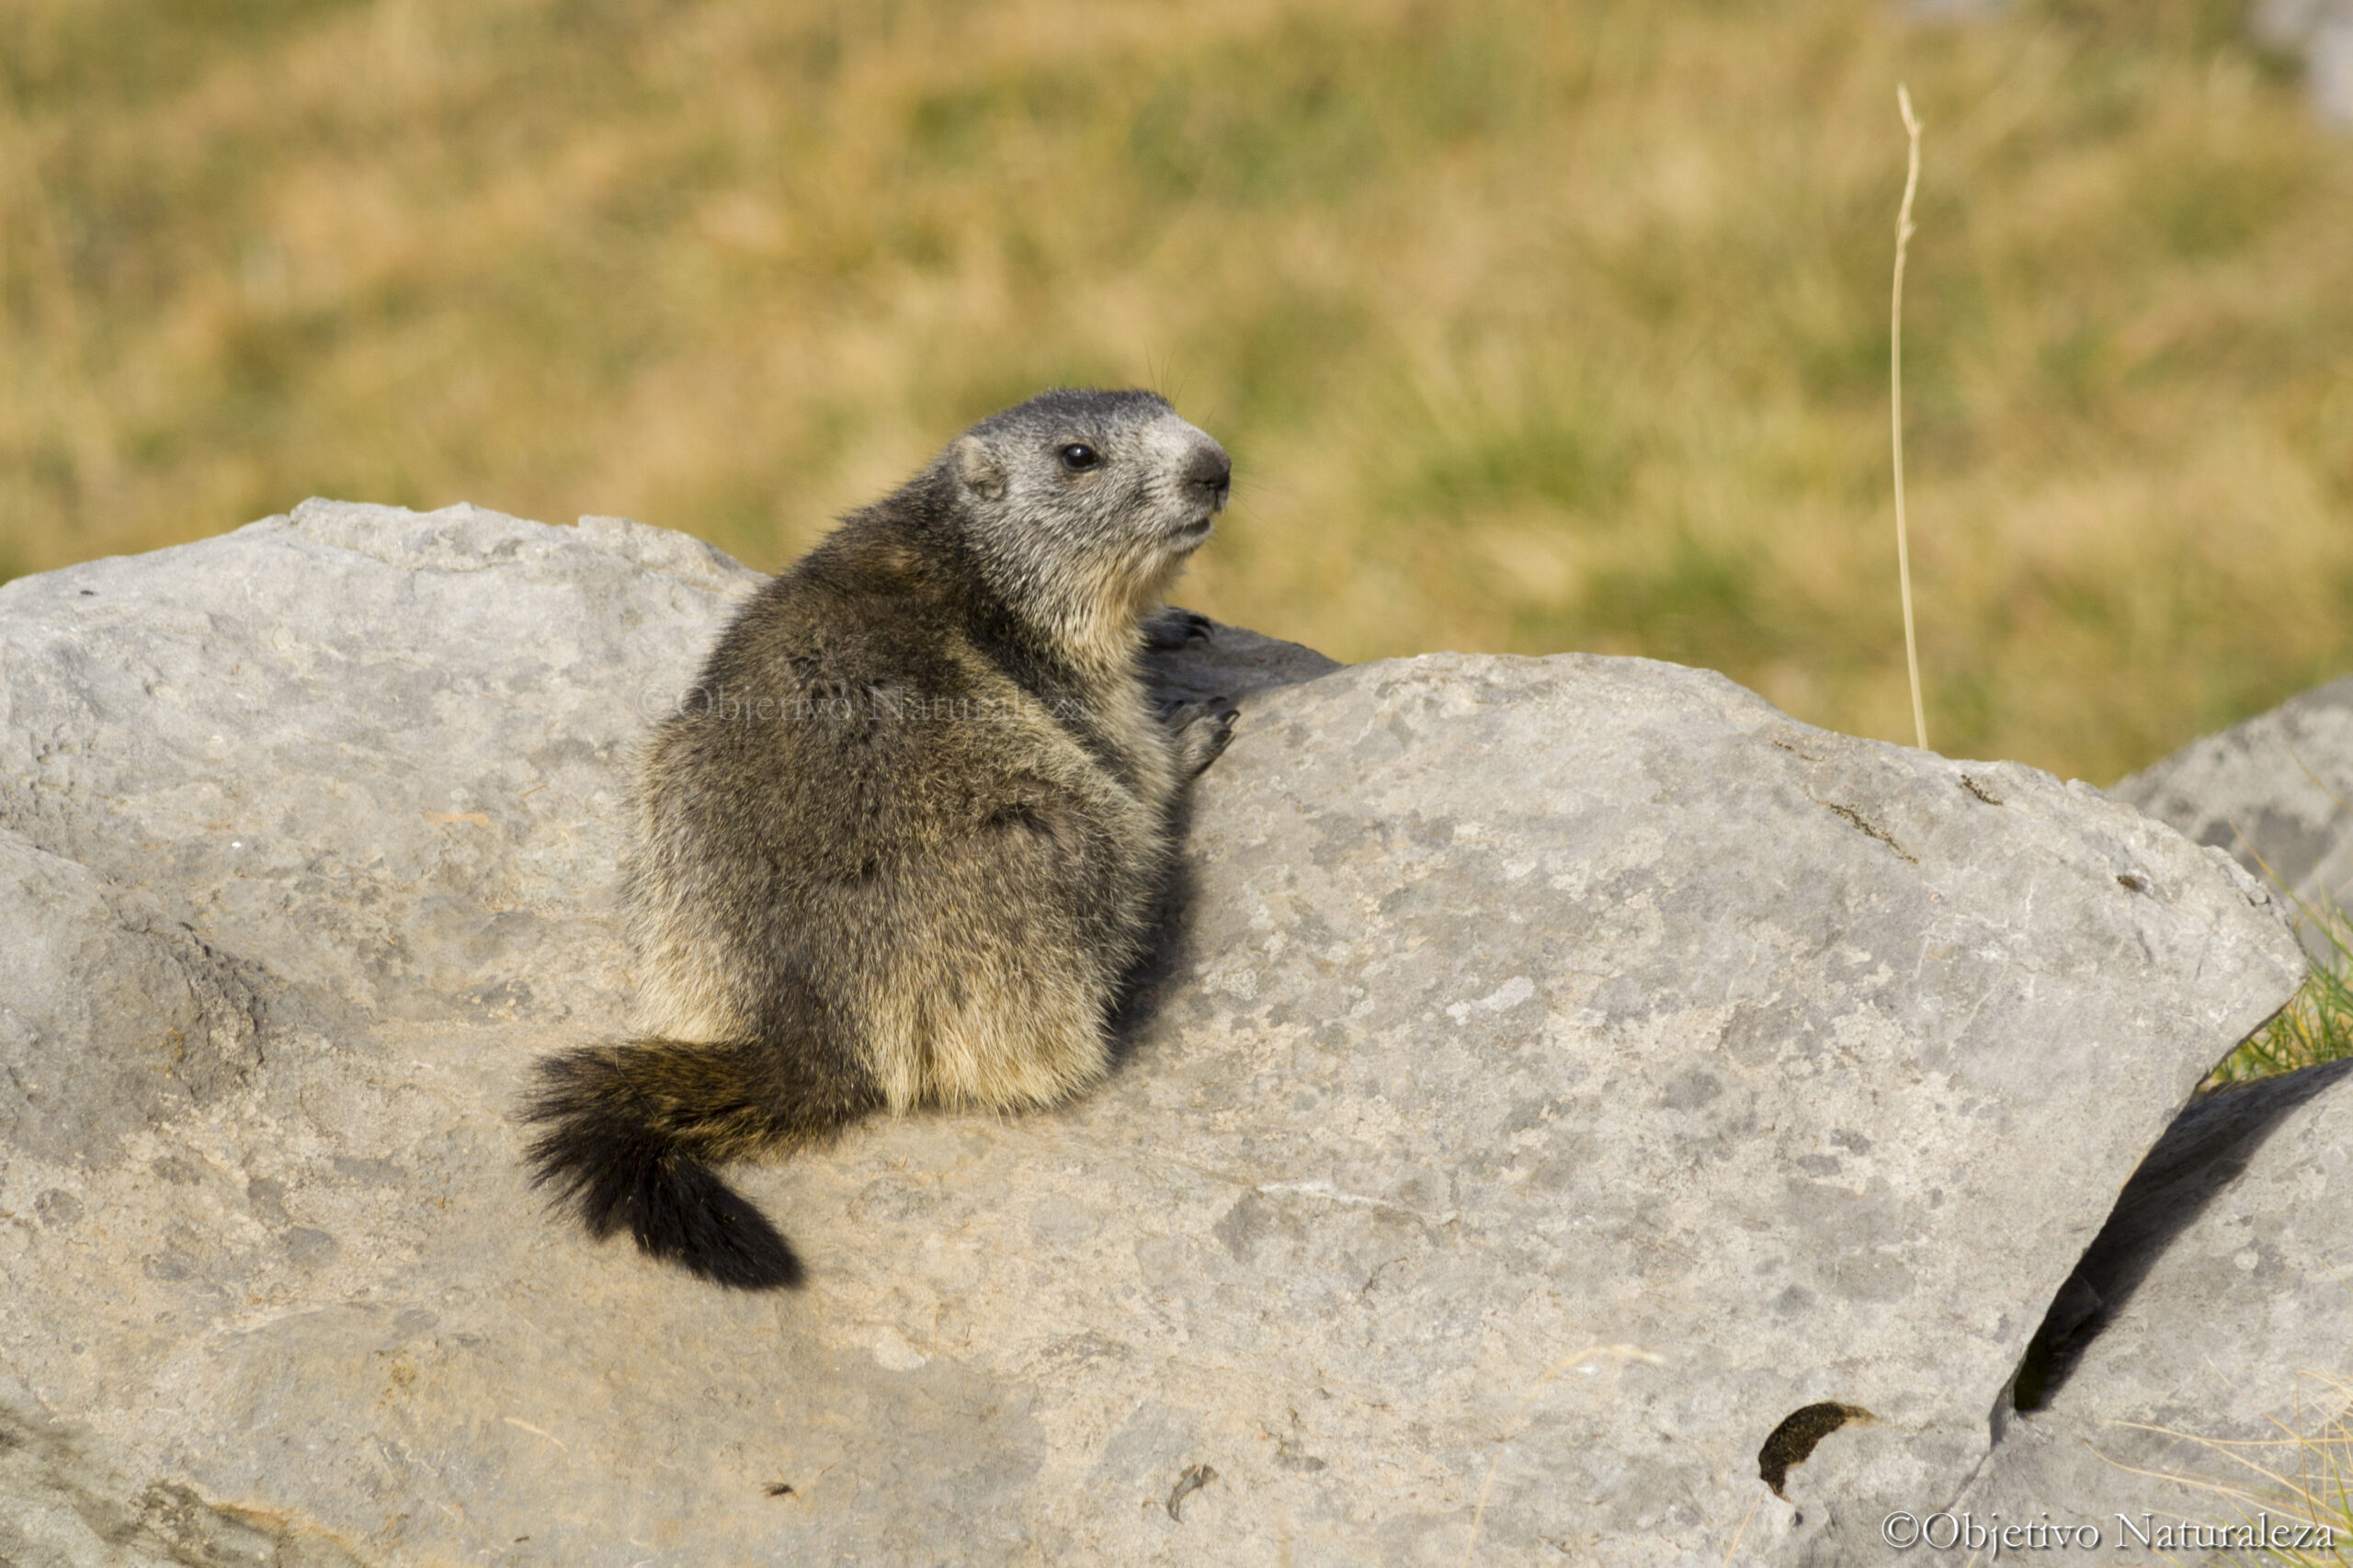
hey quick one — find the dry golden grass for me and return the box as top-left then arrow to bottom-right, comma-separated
2143,1372 -> 2353,1566
4,0 -> 2351,780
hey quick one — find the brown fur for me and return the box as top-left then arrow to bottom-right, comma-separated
524,389 -> 1234,1288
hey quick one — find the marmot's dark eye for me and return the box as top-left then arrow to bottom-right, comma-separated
1058,443 -> 1100,472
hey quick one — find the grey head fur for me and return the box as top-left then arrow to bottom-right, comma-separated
945,389 -> 1231,667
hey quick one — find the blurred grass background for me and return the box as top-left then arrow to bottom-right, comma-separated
3,0 -> 2350,782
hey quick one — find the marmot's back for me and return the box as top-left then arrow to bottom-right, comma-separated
525,389 -> 1236,1289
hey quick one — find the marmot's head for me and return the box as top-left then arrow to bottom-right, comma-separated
943,389 -> 1230,655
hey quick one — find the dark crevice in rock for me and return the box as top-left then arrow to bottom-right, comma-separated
2010,1059 -> 2353,1413
1960,774 -> 2006,805
2009,1272 -> 2108,1414
1757,1402 -> 1875,1498
1811,797 -> 1919,864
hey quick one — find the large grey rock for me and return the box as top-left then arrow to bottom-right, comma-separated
1956,1060 -> 2353,1559
2116,672 -> 2353,960
0,501 -> 2307,1566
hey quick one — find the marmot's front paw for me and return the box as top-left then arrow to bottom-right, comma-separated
1143,608 -> 1214,651
1168,699 -> 1239,778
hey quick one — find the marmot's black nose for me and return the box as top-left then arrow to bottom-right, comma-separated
1185,442 -> 1233,510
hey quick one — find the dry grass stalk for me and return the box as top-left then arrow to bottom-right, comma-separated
1892,83 -> 1927,753
2109,1373 -> 2353,1566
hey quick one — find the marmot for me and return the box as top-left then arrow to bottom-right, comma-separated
524,389 -> 1236,1289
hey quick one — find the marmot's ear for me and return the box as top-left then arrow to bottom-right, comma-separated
954,437 -> 1006,502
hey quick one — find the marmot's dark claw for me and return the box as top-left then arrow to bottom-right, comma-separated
1172,704 -> 1238,778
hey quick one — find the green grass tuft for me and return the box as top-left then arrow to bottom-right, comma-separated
2207,905 -> 2353,1089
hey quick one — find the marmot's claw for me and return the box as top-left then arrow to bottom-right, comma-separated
1143,608 -> 1214,650
1174,703 -> 1238,777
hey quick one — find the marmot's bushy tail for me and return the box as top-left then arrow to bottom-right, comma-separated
523,1035 -> 881,1290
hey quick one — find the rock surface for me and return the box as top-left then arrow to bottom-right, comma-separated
0,501 -> 2309,1566
2116,672 -> 2353,960
1958,1059 -> 2353,1559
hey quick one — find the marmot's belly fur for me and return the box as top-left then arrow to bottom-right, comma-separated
524,389 -> 1235,1289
